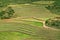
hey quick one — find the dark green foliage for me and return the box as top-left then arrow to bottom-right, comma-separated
0,0 -> 41,6
0,11 -> 5,19
0,0 -> 35,4
46,0 -> 60,15
0,0 -> 53,4
54,0 -> 60,6
0,2 -> 8,7
0,7 -> 15,19
46,0 -> 60,9
0,0 -> 56,6
51,0 -> 60,9
5,7 -> 15,18
45,17 -> 60,29
0,3 -> 4,7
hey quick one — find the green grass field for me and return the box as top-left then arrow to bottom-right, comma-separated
10,4 -> 59,19
0,19 -> 43,40
0,32 -> 30,40
0,18 -> 60,40
0,0 -> 60,40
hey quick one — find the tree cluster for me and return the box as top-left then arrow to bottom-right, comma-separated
45,17 -> 60,29
0,7 -> 15,19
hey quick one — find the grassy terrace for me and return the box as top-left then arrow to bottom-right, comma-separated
10,4 -> 59,18
0,0 -> 60,40
0,19 -> 43,40
32,1 -> 55,4
0,19 -> 60,40
12,18 -> 43,27
0,32 -> 30,40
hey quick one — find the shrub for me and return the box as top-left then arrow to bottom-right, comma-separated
0,11 -> 5,19
5,7 -> 15,18
45,17 -> 60,29
0,7 -> 15,19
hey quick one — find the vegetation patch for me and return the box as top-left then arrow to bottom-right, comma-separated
0,0 -> 60,40
45,17 -> 60,29
0,32 -> 30,40
21,20 -> 43,27
46,0 -> 60,15
0,7 -> 15,19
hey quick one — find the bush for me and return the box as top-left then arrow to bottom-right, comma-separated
0,11 -> 5,19
45,17 -> 60,29
5,7 -> 15,18
0,7 -> 15,19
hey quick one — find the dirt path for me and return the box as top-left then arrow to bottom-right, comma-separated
32,17 -> 60,31
43,22 -> 60,31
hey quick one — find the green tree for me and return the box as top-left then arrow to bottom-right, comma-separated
45,17 -> 60,29
54,0 -> 60,6
0,7 -> 15,19
5,7 -> 15,18
0,11 -> 5,19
